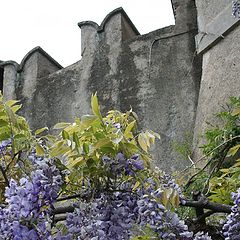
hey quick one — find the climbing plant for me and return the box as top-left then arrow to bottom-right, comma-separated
0,94 -> 240,239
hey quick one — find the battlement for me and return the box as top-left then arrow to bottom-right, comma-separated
5,1 -> 240,172
78,7 -> 140,56
0,47 -> 62,101
0,2 -> 202,172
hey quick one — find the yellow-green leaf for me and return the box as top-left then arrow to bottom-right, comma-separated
0,119 -> 8,127
53,122 -> 71,130
124,120 -> 136,138
11,104 -> 22,113
94,138 -> 111,149
73,132 -> 80,148
0,132 -> 11,141
132,181 -> 140,192
228,144 -> 240,157
50,146 -> 69,157
81,115 -> 98,127
232,107 -> 240,116
62,130 -> 70,140
5,105 -> 17,126
170,190 -> 180,208
42,134 -> 56,142
5,100 -> 20,107
36,143 -> 45,156
160,190 -> 168,206
83,142 -> 89,154
35,127 -> 49,135
67,157 -> 84,169
91,93 -> 102,119
138,133 -> 148,152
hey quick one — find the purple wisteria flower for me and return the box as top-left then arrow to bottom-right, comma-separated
233,0 -> 240,18
0,154 -> 62,239
102,153 -> 144,177
0,139 -> 11,161
0,139 -> 11,149
222,188 -> 240,239
0,149 -> 212,240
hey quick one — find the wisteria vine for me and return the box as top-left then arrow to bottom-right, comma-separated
0,151 -> 62,239
0,149 -> 215,240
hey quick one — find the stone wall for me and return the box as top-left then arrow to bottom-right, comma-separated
193,0 -> 240,160
1,1 -> 202,172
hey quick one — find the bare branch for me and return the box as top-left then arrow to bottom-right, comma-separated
181,198 -> 231,214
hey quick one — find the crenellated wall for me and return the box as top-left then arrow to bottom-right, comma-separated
0,1 -> 205,172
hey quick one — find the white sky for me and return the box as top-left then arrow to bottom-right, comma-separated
1,0 -> 175,67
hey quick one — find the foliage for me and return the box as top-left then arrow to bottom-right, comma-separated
201,97 -> 240,164
46,93 -> 160,198
199,97 -> 240,204
172,132 -> 193,161
1,93 -> 240,239
0,94 -> 196,239
0,94 -> 33,202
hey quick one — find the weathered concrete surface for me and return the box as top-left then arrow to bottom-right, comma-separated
193,0 -> 240,161
2,2 -> 202,172
119,27 -> 201,171
2,62 -> 17,101
195,0 -> 230,31
193,25 -> 240,160
14,47 -> 63,126
195,2 -> 240,54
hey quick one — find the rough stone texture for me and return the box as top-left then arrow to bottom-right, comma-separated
3,64 -> 17,101
193,0 -> 240,161
119,27 -> 201,171
195,1 -> 240,54
1,1 -> 202,172
195,0 -> 231,32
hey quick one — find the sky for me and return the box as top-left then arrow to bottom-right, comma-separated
1,0 -> 175,67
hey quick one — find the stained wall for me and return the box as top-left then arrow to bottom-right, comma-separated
1,1 -> 202,172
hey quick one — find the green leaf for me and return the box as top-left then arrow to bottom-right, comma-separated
36,143 -> 45,156
228,144 -> 240,157
162,188 -> 173,207
14,133 -> 26,140
100,146 -> 116,155
0,119 -> 8,127
5,105 -> 17,126
232,107 -> 240,116
83,142 -> 89,154
132,181 -> 140,192
124,120 -> 136,138
73,132 -> 80,148
67,157 -> 84,169
160,189 -> 168,206
35,127 -> 49,136
42,134 -> 56,142
0,132 -> 11,141
94,138 -> 112,149
138,133 -> 148,152
91,93 -> 102,119
53,122 -> 71,130
170,190 -> 180,208
5,100 -> 20,107
50,145 -> 69,157
81,115 -> 98,127
11,104 -> 22,113
62,130 -> 70,140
